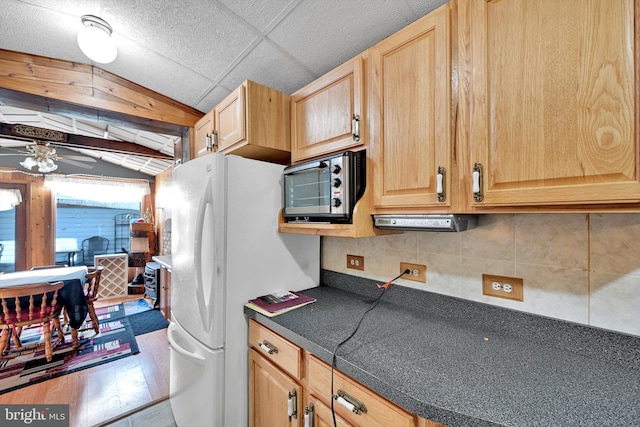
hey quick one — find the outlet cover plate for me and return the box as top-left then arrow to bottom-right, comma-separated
346,254 -> 365,271
482,274 -> 524,301
400,262 -> 427,282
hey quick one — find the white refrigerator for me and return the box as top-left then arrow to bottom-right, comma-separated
168,153 -> 319,427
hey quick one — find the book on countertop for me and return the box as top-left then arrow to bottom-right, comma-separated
245,291 -> 316,317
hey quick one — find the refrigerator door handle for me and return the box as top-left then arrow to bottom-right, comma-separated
168,323 -> 206,366
194,179 -> 215,332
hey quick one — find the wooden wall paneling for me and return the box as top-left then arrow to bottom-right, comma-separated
0,49 -> 203,128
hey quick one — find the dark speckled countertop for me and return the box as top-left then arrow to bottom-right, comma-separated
244,270 -> 640,427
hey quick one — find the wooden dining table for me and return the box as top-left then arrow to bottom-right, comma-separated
0,266 -> 89,329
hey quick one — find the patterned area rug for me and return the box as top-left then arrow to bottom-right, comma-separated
0,304 -> 139,395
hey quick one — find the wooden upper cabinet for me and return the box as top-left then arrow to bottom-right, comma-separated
193,80 -> 291,164
193,110 -> 214,158
291,56 -> 364,163
217,80 -> 291,165
370,4 -> 452,211
462,0 -> 640,208
216,85 -> 246,152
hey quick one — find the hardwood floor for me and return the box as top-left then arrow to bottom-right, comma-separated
0,296 -> 170,427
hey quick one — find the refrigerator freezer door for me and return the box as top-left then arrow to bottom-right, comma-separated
169,320 -> 224,427
171,154 -> 226,349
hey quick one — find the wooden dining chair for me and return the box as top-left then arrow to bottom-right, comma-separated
0,281 -> 65,362
84,266 -> 104,334
66,266 -> 104,347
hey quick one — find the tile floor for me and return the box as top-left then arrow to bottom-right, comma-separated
101,398 -> 176,427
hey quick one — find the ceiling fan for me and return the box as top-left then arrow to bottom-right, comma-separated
0,140 -> 97,172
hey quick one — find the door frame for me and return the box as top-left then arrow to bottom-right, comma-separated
0,182 -> 27,271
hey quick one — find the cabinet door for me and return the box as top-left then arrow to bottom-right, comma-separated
249,349 -> 302,427
308,397 -> 354,427
194,110 -> 214,158
370,5 -> 452,209
307,356 -> 415,427
464,0 -> 640,207
216,85 -> 246,151
291,56 -> 364,162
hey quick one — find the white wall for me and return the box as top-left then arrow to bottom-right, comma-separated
321,213 -> 640,337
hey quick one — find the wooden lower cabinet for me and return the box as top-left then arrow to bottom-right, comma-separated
249,348 -> 303,427
306,396 -> 354,427
418,418 -> 447,427
307,355 -> 415,427
249,320 -> 446,427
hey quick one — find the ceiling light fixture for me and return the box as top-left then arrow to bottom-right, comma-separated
19,143 -> 59,173
77,15 -> 117,64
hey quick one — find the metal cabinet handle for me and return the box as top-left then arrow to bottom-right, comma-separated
304,402 -> 314,427
352,114 -> 360,141
205,133 -> 212,151
212,131 -> 219,151
473,163 -> 484,202
333,389 -> 367,415
259,340 -> 278,355
437,166 -> 446,202
288,388 -> 298,420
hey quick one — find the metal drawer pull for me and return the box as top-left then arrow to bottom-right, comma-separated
304,402 -> 314,427
288,388 -> 298,420
352,114 -> 360,141
472,162 -> 484,202
437,166 -> 446,202
259,340 -> 278,355
333,389 -> 367,415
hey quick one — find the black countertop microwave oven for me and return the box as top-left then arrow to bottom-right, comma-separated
283,150 -> 365,223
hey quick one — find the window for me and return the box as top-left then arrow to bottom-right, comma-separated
45,176 -> 150,266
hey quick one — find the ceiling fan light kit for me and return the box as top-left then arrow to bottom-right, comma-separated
77,15 -> 117,64
18,144 -> 59,173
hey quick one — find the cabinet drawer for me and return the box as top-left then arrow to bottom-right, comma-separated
249,320 -> 302,380
308,355 -> 415,427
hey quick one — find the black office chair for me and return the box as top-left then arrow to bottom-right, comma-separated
79,236 -> 109,266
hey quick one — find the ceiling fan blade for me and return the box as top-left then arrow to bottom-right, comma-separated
59,154 -> 97,162
0,153 -> 26,156
58,158 -> 95,169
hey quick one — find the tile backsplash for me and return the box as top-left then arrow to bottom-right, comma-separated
321,213 -> 640,337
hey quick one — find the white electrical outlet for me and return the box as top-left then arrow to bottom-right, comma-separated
482,274 -> 524,301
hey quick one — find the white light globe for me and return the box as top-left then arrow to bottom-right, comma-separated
77,21 -> 117,64
20,156 -> 37,170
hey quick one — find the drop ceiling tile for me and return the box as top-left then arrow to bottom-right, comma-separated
99,1 -> 258,81
193,85 -> 233,114
218,0 -> 295,32
101,38 -> 213,110
268,0 -> 412,76
1,1 -> 87,64
219,39 -> 316,97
